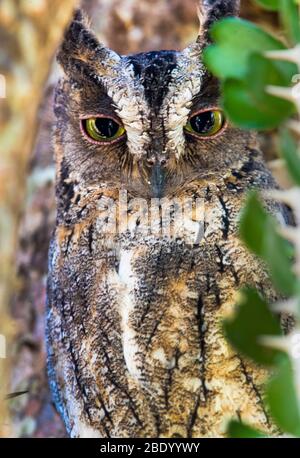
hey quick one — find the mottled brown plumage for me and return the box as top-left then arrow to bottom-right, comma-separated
47,1 -> 287,437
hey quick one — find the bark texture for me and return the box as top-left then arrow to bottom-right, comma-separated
0,0 -> 77,437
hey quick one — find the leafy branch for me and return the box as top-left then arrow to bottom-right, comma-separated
204,0 -> 300,437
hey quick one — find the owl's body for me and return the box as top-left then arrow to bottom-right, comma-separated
47,2 -> 285,437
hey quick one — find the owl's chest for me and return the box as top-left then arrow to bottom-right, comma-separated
49,229 -> 272,437
53,219 -> 268,372
52,188 -> 269,352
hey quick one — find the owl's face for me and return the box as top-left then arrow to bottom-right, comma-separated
55,2 -> 253,204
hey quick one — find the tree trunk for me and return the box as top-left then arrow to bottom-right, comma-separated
0,0 -> 77,437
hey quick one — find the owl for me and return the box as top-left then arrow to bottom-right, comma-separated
47,1 -> 288,438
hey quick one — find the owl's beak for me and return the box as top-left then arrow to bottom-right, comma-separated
150,160 -> 166,198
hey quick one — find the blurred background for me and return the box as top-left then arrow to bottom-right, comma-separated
0,0 -> 281,438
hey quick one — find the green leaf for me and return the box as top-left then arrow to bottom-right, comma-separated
204,18 -> 297,130
222,53 -> 296,130
224,288 -> 284,366
239,192 -> 296,296
227,420 -> 266,438
203,18 -> 293,80
266,355 -> 300,436
279,128 -> 300,185
255,0 -> 280,10
279,0 -> 300,44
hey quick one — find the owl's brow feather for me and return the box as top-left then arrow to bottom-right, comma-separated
62,57 -> 96,83
189,73 -> 220,108
63,57 -> 109,94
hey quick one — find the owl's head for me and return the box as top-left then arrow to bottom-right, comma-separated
55,1 -> 256,200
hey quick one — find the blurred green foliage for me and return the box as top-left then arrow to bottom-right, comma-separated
204,18 -> 297,129
224,287 -> 284,366
204,0 -> 300,438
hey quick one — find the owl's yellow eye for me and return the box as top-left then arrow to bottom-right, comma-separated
82,117 -> 126,143
184,110 -> 225,138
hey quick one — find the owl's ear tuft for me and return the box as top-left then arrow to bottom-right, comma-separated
197,0 -> 240,41
72,8 -> 86,24
57,8 -> 120,80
